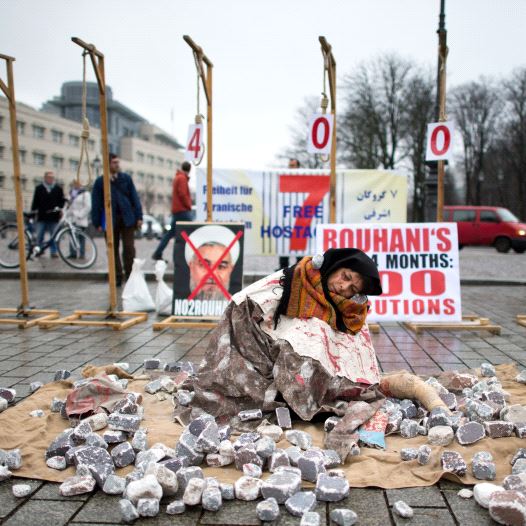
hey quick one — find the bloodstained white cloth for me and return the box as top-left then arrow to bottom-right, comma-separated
232,271 -> 381,386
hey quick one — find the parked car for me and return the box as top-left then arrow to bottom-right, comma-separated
444,206 -> 526,253
140,214 -> 164,239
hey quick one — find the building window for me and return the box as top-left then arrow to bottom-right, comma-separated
52,155 -> 64,169
33,179 -> 40,188
0,116 -> 4,129
16,121 -> 25,135
69,159 -> 79,171
167,160 -> 173,169
32,125 -> 45,139
20,176 -> 27,190
19,149 -> 26,163
88,139 -> 95,150
0,144 -> 4,159
0,173 -> 5,188
33,152 -> 46,166
138,171 -> 145,182
136,151 -> 144,162
157,175 -> 164,185
51,130 -> 63,143
147,154 -> 154,165
157,156 -> 164,166
69,134 -> 79,147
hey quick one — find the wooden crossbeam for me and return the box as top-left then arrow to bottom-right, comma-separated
517,315 -> 526,328
403,315 -> 501,335
153,315 -> 218,331
0,308 -> 60,329
38,310 -> 147,331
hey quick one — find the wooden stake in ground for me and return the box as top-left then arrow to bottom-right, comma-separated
39,38 -> 145,330
318,37 -> 337,224
183,35 -> 214,222
0,53 -> 59,327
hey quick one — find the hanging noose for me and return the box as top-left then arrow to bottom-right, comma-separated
191,51 -> 206,166
319,54 -> 331,164
75,51 -> 94,185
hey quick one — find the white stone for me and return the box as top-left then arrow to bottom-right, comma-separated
393,500 -> 413,518
29,409 -> 45,417
124,474 -> 163,505
183,477 -> 206,506
473,483 -> 505,509
46,456 -> 67,470
235,476 -> 262,501
458,489 -> 473,499
0,465 -> 12,481
84,413 -> 108,431
146,463 -> 178,496
12,484 -> 32,498
0,398 -> 8,412
427,425 -> 454,446
257,424 -> 283,442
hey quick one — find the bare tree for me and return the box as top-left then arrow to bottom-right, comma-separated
277,96 -> 328,169
339,54 -> 413,169
449,78 -> 503,205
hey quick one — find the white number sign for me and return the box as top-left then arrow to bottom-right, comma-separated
426,121 -> 455,161
185,123 -> 204,163
307,113 -> 334,155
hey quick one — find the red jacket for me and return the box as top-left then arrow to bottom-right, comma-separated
172,170 -> 192,213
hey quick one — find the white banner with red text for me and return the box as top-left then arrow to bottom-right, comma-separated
315,222 -> 461,322
196,169 -> 407,256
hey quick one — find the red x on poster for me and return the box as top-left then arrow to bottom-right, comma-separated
172,222 -> 245,318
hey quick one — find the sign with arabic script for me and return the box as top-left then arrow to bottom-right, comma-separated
315,222 -> 462,322
195,169 -> 407,256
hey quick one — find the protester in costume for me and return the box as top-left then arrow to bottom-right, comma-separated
178,248 -> 386,433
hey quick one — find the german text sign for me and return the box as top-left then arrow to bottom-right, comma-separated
185,123 -> 204,163
315,222 -> 461,322
307,113 -> 334,154
426,121 -> 454,161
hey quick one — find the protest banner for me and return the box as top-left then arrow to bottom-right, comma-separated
315,222 -> 462,322
196,169 -> 407,257
172,222 -> 244,318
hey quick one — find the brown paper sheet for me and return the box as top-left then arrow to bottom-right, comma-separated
0,364 -> 524,489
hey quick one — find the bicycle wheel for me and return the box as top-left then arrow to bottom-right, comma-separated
0,223 -> 31,268
56,227 -> 97,269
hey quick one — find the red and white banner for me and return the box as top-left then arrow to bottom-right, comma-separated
425,121 -> 455,161
315,222 -> 461,322
307,113 -> 334,155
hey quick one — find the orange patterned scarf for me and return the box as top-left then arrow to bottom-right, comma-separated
285,257 -> 368,334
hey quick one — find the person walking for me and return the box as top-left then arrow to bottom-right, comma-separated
31,171 -> 66,258
91,153 -> 143,286
67,179 -> 91,259
152,160 -> 193,261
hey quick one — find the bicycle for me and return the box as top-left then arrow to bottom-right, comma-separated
0,203 -> 98,270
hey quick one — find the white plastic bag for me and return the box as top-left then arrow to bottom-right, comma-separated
122,258 -> 155,312
155,260 -> 173,315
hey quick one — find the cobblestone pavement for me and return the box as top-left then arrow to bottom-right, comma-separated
0,279 -> 525,525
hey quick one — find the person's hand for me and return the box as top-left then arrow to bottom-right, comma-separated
136,220 -> 143,229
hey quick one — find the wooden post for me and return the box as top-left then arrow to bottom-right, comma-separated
436,1 -> 448,222
319,37 -> 337,223
183,35 -> 214,222
0,54 -> 29,310
71,37 -> 117,313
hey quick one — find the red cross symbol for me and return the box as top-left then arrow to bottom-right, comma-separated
182,229 -> 243,301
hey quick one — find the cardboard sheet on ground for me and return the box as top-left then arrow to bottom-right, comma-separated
1,364 -> 525,489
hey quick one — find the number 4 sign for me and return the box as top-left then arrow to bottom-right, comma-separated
426,121 -> 455,161
185,123 -> 204,163
307,113 -> 334,155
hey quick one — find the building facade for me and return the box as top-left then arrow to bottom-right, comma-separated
0,82 -> 184,219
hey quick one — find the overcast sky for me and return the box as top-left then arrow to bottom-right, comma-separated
1,0 -> 525,170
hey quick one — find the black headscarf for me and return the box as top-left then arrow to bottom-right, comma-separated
273,248 -> 382,331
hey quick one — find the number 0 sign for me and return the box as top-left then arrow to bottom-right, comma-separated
185,123 -> 204,164
425,121 -> 455,161
307,113 -> 334,155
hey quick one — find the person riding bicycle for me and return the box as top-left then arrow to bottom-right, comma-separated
67,179 -> 91,260
30,171 -> 66,259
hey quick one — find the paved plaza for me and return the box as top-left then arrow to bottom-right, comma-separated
0,277 -> 525,524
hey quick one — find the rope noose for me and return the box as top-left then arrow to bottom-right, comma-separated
75,51 -> 94,185
319,53 -> 331,164
191,51 -> 206,166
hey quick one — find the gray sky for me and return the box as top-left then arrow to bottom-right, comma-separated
1,0 -> 525,170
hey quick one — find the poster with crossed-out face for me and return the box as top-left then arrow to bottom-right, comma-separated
172,222 -> 245,318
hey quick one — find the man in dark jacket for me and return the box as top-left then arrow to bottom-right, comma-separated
31,171 -> 66,258
91,153 -> 143,286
